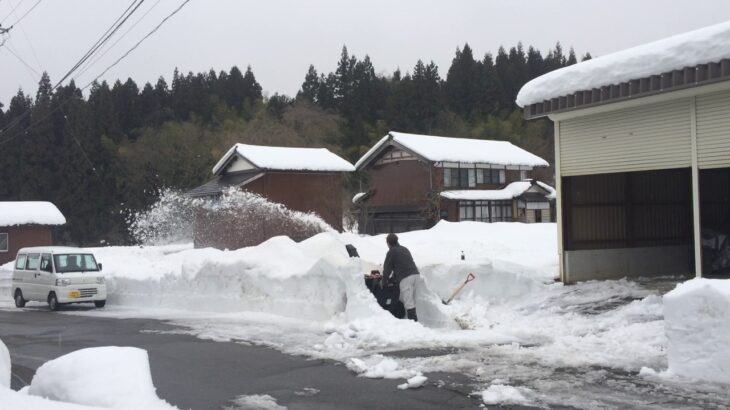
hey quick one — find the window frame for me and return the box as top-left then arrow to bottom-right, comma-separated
15,254 -> 27,270
0,232 -> 7,252
40,253 -> 54,273
25,253 -> 41,271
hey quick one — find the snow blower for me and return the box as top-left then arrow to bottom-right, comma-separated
442,273 -> 476,305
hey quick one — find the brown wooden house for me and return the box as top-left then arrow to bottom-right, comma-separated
0,201 -> 66,265
188,144 -> 354,249
353,132 -> 554,234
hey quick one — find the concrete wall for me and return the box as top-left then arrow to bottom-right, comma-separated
563,245 -> 692,283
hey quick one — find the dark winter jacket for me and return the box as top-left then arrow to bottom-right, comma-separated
382,244 -> 420,284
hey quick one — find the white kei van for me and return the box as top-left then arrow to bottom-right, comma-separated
12,247 -> 107,311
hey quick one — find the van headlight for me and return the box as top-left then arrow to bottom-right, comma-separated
96,277 -> 105,284
55,278 -> 71,286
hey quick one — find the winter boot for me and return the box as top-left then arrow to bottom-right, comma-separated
406,308 -> 418,322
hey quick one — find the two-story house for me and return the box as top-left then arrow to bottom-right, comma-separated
353,131 -> 554,234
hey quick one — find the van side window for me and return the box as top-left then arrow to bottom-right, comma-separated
15,254 -> 26,270
25,253 -> 40,271
40,254 -> 53,273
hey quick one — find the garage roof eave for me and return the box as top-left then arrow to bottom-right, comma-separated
522,59 -> 730,120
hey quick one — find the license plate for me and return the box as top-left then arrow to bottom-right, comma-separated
68,290 -> 81,298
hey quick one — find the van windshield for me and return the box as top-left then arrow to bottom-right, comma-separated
53,254 -> 99,273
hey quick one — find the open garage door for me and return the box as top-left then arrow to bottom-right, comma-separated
561,168 -> 694,283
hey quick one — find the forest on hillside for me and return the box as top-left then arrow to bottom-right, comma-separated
0,42 -> 590,245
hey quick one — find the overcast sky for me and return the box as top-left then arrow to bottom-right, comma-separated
2,0 -> 730,105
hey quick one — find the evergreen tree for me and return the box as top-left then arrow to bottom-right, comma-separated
566,48 -> 578,66
445,44 -> 481,117
298,65 -> 320,102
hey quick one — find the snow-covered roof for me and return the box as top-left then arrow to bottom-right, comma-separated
0,201 -> 66,226
212,144 -> 355,175
355,131 -> 548,169
516,20 -> 730,107
440,180 -> 554,201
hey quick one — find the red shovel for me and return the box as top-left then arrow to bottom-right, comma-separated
442,273 -> 476,305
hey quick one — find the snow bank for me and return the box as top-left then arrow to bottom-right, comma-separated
28,347 -> 176,409
0,387 -> 104,409
0,338 -> 9,389
664,279 -> 730,384
96,221 -> 557,323
0,201 -> 66,226
516,20 -> 730,107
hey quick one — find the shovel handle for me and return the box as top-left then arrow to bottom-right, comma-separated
465,273 -> 475,283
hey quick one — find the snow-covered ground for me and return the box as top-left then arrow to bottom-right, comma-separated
0,337 -> 175,409
2,221 -> 729,408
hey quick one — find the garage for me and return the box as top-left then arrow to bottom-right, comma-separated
516,23 -> 730,283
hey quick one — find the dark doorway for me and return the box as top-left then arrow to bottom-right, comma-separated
700,168 -> 730,276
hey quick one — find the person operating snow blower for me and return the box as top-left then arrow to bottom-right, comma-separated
381,233 -> 421,322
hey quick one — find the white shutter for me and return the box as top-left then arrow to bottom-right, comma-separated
559,99 -> 692,176
696,90 -> 730,169
498,170 -> 506,183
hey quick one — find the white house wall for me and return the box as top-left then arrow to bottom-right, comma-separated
559,99 -> 692,176
227,156 -> 257,172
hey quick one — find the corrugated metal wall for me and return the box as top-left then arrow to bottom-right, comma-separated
559,99 -> 692,176
697,90 -> 730,169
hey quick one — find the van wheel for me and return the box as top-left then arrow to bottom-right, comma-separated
94,300 -> 106,308
48,293 -> 60,311
14,289 -> 26,308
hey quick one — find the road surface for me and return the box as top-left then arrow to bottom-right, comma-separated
0,308 -> 487,410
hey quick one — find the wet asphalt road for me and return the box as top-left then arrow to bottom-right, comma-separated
0,308 -> 488,410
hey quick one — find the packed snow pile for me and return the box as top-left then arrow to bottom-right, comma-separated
1,339 -> 169,409
95,221 -> 556,323
128,188 -> 331,245
664,278 -> 730,384
0,337 -> 10,388
516,20 -> 730,107
480,384 -> 532,406
28,346 -> 176,409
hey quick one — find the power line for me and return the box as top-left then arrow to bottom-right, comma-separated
0,0 -> 23,24
5,0 -> 43,72
3,38 -> 40,79
0,0 -> 145,138
75,0 -> 162,81
84,0 -> 190,89
53,0 -> 145,92
6,0 -> 40,27
0,0 -> 193,147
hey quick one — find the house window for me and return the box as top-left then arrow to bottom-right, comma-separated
0,233 -> 7,252
480,169 -> 505,185
444,168 -> 476,188
459,200 -> 513,222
